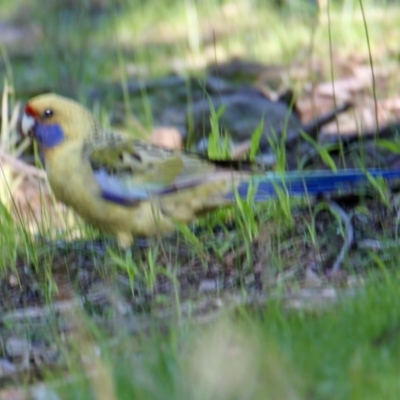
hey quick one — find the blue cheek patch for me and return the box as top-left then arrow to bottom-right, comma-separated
34,123 -> 65,148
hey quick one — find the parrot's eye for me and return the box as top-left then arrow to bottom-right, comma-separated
43,109 -> 53,118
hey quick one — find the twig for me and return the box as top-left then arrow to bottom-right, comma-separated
321,200 -> 354,275
0,147 -> 47,180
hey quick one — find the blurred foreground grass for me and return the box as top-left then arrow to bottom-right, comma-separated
33,272 -> 400,400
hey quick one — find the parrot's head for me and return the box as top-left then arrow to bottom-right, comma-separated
22,93 -> 98,150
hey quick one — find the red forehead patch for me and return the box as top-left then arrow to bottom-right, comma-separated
25,104 -> 39,117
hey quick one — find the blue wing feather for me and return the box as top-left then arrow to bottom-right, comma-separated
94,169 -> 167,205
94,151 -> 400,206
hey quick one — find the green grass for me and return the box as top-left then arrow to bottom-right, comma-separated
1,0 -> 400,398
29,271 -> 400,400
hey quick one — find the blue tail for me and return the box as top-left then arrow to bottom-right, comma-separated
233,169 -> 400,201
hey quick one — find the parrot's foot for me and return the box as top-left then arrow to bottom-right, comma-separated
116,231 -> 134,249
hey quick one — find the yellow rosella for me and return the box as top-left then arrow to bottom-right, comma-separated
21,93 -> 400,247
21,94 -> 254,246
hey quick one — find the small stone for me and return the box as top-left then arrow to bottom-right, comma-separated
198,279 -> 218,293
6,337 -> 31,365
0,358 -> 17,378
149,126 -> 183,150
31,385 -> 61,400
8,274 -> 19,287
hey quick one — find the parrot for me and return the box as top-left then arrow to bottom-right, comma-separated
21,93 -> 400,248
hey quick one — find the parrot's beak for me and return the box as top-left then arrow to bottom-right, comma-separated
21,113 -> 36,138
